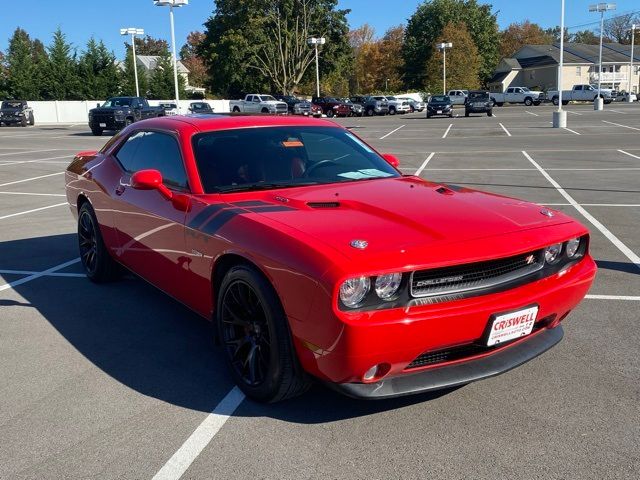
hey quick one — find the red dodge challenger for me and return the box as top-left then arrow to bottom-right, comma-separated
65,115 -> 596,402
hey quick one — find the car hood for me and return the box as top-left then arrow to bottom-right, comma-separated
239,176 -> 573,262
0,107 -> 22,113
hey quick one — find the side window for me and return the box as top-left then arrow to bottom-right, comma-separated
575,85 -> 582,91
115,131 -> 188,190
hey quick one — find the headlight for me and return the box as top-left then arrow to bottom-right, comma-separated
340,276 -> 370,308
544,243 -> 562,264
566,238 -> 581,258
333,105 -> 339,109
375,273 -> 402,300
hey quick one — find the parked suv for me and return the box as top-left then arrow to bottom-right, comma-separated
373,96 -> 410,115
426,95 -> 453,118
188,102 -> 214,114
312,97 -> 351,117
0,100 -> 34,127
464,91 -> 493,117
349,95 -> 389,116
339,98 -> 364,117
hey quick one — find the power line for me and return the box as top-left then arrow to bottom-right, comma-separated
565,9 -> 639,31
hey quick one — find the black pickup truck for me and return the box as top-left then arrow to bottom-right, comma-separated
0,100 -> 35,127
88,97 -> 165,136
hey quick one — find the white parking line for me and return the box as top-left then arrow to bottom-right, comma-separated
0,172 -> 64,188
563,127 -> 581,135
415,153 -> 436,176
0,203 -> 67,221
0,258 -> 80,292
0,149 -> 57,157
544,203 -> 640,207
0,269 -> 84,278
618,149 -> 640,160
523,151 -> 640,271
0,155 -> 72,167
525,111 -> 538,117
442,124 -> 453,139
0,191 -> 65,197
379,125 -> 405,139
585,295 -> 640,301
425,168 -> 640,171
566,110 -> 582,115
499,123 -> 511,137
602,120 -> 640,132
152,386 -> 245,480
607,109 -> 626,115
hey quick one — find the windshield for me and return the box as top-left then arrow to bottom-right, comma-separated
430,96 -> 450,103
468,92 -> 489,100
160,103 -> 177,108
192,126 -> 400,193
102,98 -> 132,108
521,87 -> 531,92
259,95 -> 277,102
2,101 -> 23,109
386,96 -> 397,100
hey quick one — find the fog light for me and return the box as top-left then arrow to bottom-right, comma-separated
363,365 -> 379,381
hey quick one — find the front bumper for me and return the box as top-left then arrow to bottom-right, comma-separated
466,104 -> 492,113
330,325 -> 563,399
89,118 -> 126,130
1,115 -> 26,124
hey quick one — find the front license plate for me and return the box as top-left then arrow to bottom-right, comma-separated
99,123 -> 106,127
486,306 -> 538,346
437,110 -> 442,114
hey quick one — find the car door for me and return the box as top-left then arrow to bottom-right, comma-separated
111,129 -> 190,298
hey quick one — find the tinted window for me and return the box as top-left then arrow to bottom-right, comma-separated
115,131 -> 188,190
192,126 -> 400,193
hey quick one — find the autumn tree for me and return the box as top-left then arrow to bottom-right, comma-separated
378,25 -> 405,92
500,21 -> 554,58
180,31 -> 208,90
424,22 -> 480,94
134,35 -> 170,56
348,24 -> 377,92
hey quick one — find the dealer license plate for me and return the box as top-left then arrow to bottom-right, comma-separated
437,110 -> 442,114
486,306 -> 538,347
99,123 -> 106,127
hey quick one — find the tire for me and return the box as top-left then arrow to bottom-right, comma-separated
552,96 -> 559,106
562,100 -> 569,106
78,202 -> 121,283
326,109 -> 334,118
366,108 -> 374,117
465,110 -> 470,117
217,265 -> 310,403
91,127 -> 103,136
410,106 -> 415,113
426,113 -> 431,118
29,113 -> 35,126
125,118 -> 133,127
487,110 -> 493,117
449,112 -> 454,118
232,106 -> 240,113
389,107 -> 396,115
533,101 -> 541,106
524,97 -> 533,107
490,99 -> 496,107
261,107 -> 269,114
21,117 -> 28,127
496,102 -> 504,107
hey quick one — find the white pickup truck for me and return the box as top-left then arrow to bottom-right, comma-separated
546,84 -> 614,106
490,87 -> 544,107
229,94 -> 288,114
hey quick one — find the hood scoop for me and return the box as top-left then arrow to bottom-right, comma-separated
307,201 -> 341,209
435,186 -> 455,195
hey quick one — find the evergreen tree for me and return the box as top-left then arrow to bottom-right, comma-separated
78,38 -> 121,99
5,28 -> 39,99
0,51 -> 7,98
44,28 -> 80,100
121,44 -> 149,96
148,49 -> 186,99
31,39 -> 49,100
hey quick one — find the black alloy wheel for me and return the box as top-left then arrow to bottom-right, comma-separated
217,265 -> 310,402
326,109 -> 334,117
78,203 -> 121,282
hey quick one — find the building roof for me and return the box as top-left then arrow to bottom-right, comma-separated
488,71 -> 510,84
136,55 -> 189,74
513,43 -> 639,65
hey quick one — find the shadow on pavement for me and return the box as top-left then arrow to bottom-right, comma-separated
596,260 -> 640,275
3,233 -> 457,423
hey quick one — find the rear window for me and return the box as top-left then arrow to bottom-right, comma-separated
192,126 -> 400,193
430,96 -> 450,103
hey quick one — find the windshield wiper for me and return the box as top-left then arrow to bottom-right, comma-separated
215,181 -> 320,193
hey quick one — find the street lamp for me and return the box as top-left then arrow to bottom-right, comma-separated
553,0 -> 566,128
589,3 -> 616,111
629,24 -> 637,103
120,28 -> 145,97
307,37 -> 326,98
154,0 -> 188,113
436,42 -> 452,95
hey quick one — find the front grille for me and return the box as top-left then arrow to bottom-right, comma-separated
410,250 -> 544,298
405,315 -> 555,370
91,114 -> 113,123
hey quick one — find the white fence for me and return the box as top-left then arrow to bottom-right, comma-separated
26,99 -> 232,124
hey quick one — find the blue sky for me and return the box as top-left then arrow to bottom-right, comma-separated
1,0 -> 638,57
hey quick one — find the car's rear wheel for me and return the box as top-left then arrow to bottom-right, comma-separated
78,203 -> 121,283
217,265 -> 310,403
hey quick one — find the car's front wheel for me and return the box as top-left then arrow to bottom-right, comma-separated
217,265 -> 310,403
78,202 -> 121,282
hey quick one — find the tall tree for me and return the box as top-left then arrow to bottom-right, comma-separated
544,26 -> 570,43
570,30 -> 601,45
0,51 -> 7,98
404,0 -> 499,88
424,22 -> 480,93
349,24 -> 380,93
134,35 -> 170,56
378,25 -> 405,92
78,38 -> 121,99
148,49 -> 186,99
500,21 -> 554,58
201,0 -> 352,97
180,31 -> 208,89
30,39 -> 49,99
604,13 -> 639,45
43,28 -> 80,100
4,28 -> 40,99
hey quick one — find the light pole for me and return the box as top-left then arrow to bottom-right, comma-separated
589,3 -> 616,111
553,0 -> 567,128
628,24 -> 637,103
154,0 -> 188,113
437,42 -> 452,94
120,28 -> 145,97
307,37 -> 326,98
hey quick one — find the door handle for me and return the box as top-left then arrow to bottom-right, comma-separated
115,185 -> 125,196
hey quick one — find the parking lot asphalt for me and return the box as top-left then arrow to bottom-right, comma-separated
1,102 -> 639,479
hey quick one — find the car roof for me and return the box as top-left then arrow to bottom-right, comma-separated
133,114 -> 339,132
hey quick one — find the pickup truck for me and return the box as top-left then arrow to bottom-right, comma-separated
546,84 -> 614,106
349,95 -> 389,116
373,96 -> 410,115
490,87 -> 544,107
0,100 -> 35,127
229,94 -> 288,114
88,97 -> 164,136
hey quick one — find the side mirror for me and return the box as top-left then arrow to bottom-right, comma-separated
382,153 -> 400,168
131,169 -> 173,200
96,103 -> 101,108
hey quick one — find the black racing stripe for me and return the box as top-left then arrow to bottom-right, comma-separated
188,204 -> 230,229
200,208 -> 244,235
246,205 -> 296,213
232,200 -> 271,207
